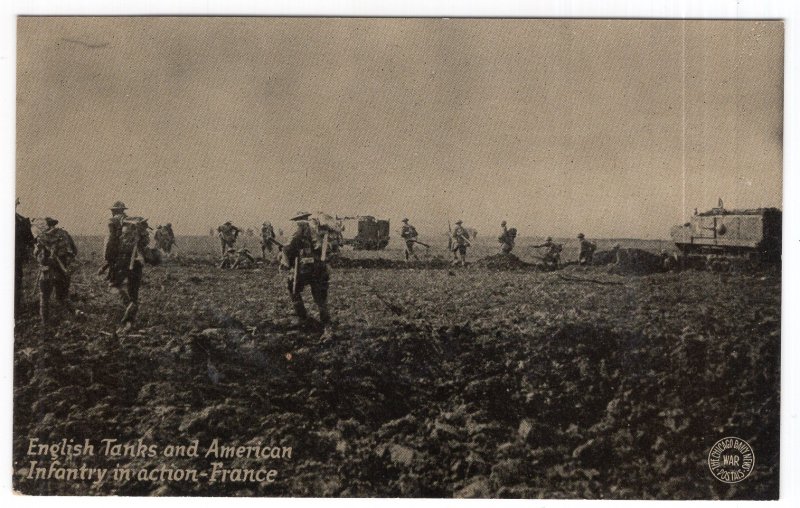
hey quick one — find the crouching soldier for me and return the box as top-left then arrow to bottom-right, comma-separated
103,202 -> 160,335
34,217 -> 79,326
534,236 -> 562,270
281,211 -> 333,341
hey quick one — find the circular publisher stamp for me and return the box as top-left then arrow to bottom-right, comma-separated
707,437 -> 755,483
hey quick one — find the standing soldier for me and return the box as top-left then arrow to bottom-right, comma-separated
217,221 -> 241,256
260,221 -> 277,260
34,217 -> 78,325
154,225 -> 167,253
451,220 -> 471,266
281,211 -> 333,341
163,223 -> 176,255
577,233 -> 597,266
533,236 -> 562,270
103,202 -> 156,335
15,199 -> 35,315
498,221 -> 517,254
400,218 -> 421,263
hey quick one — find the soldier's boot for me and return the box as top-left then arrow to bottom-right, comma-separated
121,301 -> 138,323
318,306 -> 333,342
292,301 -> 310,328
117,301 -> 138,335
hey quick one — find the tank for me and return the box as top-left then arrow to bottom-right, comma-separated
337,215 -> 391,250
670,200 -> 781,269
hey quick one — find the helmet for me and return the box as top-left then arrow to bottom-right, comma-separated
44,217 -> 59,227
455,220 -> 463,225
166,223 -> 171,227
110,201 -> 127,211
546,236 -> 552,242
577,233 -> 585,239
402,218 -> 409,223
501,221 -> 507,226
291,211 -> 312,221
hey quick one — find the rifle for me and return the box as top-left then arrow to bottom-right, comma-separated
448,221 -> 453,251
129,226 -> 144,270
321,231 -> 330,262
40,244 -> 70,275
264,236 -> 285,250
408,238 -> 430,249
291,257 -> 300,294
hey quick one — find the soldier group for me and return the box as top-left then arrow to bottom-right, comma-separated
15,199 -> 609,342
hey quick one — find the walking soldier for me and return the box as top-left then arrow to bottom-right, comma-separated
451,220 -> 471,266
281,211 -> 333,341
400,218 -> 422,262
260,221 -> 277,260
34,217 -> 78,325
15,199 -> 35,315
103,202 -> 158,335
217,221 -> 241,256
498,221 -> 517,254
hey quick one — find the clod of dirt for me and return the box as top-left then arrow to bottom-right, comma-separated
456,477 -> 491,498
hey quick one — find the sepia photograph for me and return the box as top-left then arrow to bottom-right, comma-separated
11,15 -> 783,499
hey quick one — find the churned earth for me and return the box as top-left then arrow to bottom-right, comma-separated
13,236 -> 780,498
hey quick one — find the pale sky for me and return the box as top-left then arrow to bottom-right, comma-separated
16,18 -> 783,238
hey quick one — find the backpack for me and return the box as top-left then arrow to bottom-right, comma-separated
119,217 -> 151,255
37,228 -> 77,258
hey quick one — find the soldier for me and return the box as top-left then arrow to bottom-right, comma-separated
154,225 -> 168,254
103,202 -> 155,335
233,247 -> 256,269
219,247 -> 237,269
162,223 -> 176,255
400,218 -> 420,262
220,247 -> 256,269
217,221 -> 241,256
15,199 -> 35,315
498,221 -> 517,254
533,236 -> 563,270
577,233 -> 597,266
260,221 -> 277,260
282,211 -> 333,340
34,217 -> 78,325
451,220 -> 471,266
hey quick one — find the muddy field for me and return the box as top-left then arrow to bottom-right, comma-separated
13,235 -> 780,498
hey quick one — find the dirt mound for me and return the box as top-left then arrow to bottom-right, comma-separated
608,248 -> 666,275
474,253 -> 534,270
591,249 -> 618,265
